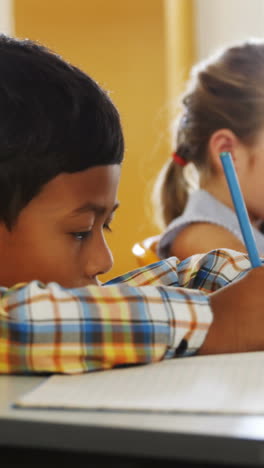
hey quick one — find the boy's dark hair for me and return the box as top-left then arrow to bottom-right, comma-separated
0,35 -> 124,228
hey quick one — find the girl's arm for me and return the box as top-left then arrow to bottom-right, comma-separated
170,223 -> 246,261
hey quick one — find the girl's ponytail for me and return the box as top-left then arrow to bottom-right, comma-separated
152,157 -> 189,230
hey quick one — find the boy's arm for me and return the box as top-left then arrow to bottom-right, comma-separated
0,248 -> 263,374
107,248 -> 252,292
0,279 -> 212,374
201,266 -> 264,355
0,251 -> 218,374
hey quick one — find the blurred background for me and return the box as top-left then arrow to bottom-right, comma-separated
1,0 -> 264,279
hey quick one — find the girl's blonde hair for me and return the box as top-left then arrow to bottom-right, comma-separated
153,40 -> 264,229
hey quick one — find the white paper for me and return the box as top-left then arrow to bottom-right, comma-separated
16,352 -> 264,414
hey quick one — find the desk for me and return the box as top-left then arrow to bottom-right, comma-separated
1,375 -> 264,466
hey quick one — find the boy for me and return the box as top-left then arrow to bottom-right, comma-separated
0,35 -> 264,374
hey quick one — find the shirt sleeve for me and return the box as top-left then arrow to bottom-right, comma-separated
0,248 -> 252,374
106,248 -> 252,291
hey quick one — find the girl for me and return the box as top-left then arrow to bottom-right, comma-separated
154,40 -> 264,260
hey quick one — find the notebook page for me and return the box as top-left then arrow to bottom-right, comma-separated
16,352 -> 264,414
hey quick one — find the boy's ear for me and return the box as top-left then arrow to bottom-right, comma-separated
208,129 -> 239,173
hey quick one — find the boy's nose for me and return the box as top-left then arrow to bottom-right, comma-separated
83,238 -> 113,283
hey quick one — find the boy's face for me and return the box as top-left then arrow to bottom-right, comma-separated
0,165 -> 120,288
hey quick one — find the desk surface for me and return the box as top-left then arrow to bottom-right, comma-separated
1,375 -> 264,466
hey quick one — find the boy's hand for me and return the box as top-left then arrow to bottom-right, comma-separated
199,266 -> 264,355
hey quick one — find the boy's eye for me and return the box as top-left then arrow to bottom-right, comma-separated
70,222 -> 112,241
71,231 -> 91,241
103,223 -> 112,233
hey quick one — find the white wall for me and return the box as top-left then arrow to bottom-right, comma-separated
194,0 -> 264,60
0,0 -> 13,34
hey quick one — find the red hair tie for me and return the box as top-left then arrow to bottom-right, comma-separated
172,152 -> 187,167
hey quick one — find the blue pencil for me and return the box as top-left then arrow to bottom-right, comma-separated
220,152 -> 261,268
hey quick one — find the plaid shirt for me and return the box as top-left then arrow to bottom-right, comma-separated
0,249 -> 252,374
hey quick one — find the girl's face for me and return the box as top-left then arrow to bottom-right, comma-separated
240,128 -> 264,222
0,165 -> 120,288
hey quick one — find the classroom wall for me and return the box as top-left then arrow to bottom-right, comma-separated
194,0 -> 264,60
0,0 -> 13,34
14,0 -> 194,280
